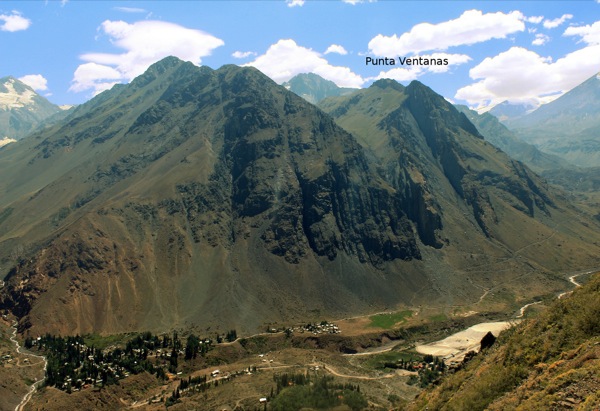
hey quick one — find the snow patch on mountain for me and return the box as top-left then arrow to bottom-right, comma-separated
0,78 -> 35,110
0,137 -> 16,147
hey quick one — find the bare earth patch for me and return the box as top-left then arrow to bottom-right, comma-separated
416,321 -> 514,360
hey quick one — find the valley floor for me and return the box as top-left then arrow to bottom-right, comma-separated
3,269 -> 595,411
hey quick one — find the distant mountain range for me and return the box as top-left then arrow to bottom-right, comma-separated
282,73 -> 358,104
488,100 -> 536,123
1,57 -> 599,337
0,76 -> 64,147
499,73 -> 600,168
285,71 -> 600,171
454,105 -> 572,174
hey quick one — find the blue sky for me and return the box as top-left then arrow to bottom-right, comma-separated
1,0 -> 599,110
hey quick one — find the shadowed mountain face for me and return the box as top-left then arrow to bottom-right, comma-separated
0,77 -> 62,144
320,79 -> 558,233
1,58 -> 599,337
320,78 -> 600,302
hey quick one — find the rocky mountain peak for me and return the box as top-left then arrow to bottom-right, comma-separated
0,76 -> 61,141
405,79 -> 482,140
283,72 -> 358,104
0,76 -> 37,110
370,78 -> 404,92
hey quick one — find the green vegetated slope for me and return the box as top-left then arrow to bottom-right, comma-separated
408,272 -> 600,411
0,58 -> 599,339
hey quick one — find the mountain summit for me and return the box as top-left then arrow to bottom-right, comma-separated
282,73 -> 358,104
1,58 -> 599,337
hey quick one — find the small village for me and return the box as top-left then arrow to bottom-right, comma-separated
267,320 -> 342,336
2,317 -> 458,410
13,321 -> 341,395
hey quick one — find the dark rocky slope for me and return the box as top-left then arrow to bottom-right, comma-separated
0,58 -> 599,337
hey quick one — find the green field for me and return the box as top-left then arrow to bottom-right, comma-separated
428,313 -> 448,323
83,333 -> 131,350
362,350 -> 422,370
369,310 -> 413,329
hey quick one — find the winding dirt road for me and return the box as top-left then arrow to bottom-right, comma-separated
557,271 -> 588,299
1,279 -> 47,411
10,321 -> 47,411
322,363 -> 413,380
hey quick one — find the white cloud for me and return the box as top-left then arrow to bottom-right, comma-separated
455,45 -> 600,109
232,51 -> 257,59
564,21 -> 600,45
370,53 -> 471,81
245,39 -> 364,87
371,67 -> 422,82
325,44 -> 348,55
532,34 -> 550,46
71,20 -> 224,94
114,7 -> 147,13
368,10 -> 524,56
18,74 -> 48,91
0,11 -> 31,32
526,16 -> 543,24
69,62 -> 123,95
286,0 -> 305,7
543,14 -> 573,29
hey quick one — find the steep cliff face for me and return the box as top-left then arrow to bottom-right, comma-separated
320,79 -> 563,239
0,59 -> 426,336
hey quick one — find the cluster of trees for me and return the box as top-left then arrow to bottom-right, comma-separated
166,374 -> 213,407
403,354 -> 447,388
32,330 -> 217,392
269,373 -> 367,411
165,367 -> 261,407
35,334 -> 158,390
